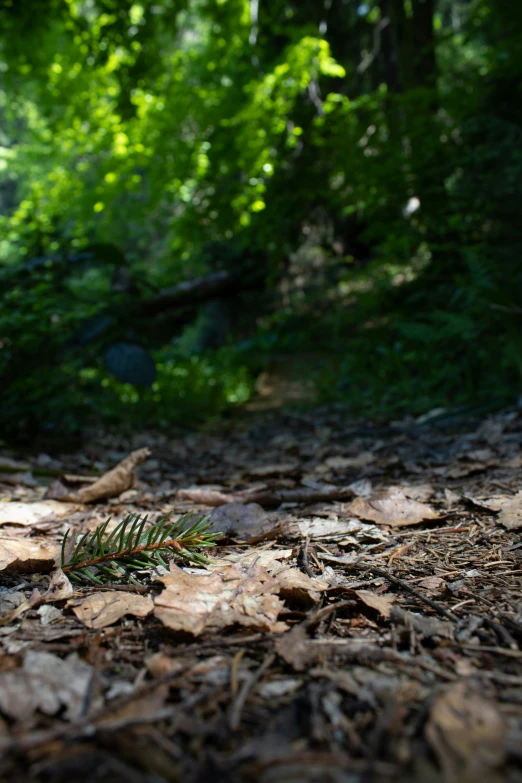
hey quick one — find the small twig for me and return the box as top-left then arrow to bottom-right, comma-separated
228,653 -> 275,730
304,599 -> 356,630
344,561 -> 459,622
230,649 -> 246,698
482,617 -> 519,650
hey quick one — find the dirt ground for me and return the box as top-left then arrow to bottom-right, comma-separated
0,403 -> 521,782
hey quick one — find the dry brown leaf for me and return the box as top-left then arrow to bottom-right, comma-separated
425,681 -> 506,783
248,462 -> 299,477
390,607 -> 453,639
324,452 -> 375,470
354,590 -> 395,618
96,685 -> 169,728
211,549 -> 294,570
417,576 -> 445,591
177,485 -> 361,508
348,488 -> 438,527
177,488 -> 235,506
74,447 -> 151,503
207,502 -> 271,539
145,653 -> 185,679
0,650 -> 92,721
0,471 -> 37,488
273,568 -> 329,604
275,624 -> 310,671
400,484 -> 435,503
0,501 -> 80,528
297,517 -> 388,542
154,562 -> 287,636
71,590 -> 154,629
497,490 -> 522,530
444,462 -> 491,479
0,536 -> 58,573
45,568 -> 74,602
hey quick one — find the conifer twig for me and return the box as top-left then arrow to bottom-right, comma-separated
60,511 -> 219,585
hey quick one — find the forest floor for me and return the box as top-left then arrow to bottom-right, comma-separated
0,403 -> 521,782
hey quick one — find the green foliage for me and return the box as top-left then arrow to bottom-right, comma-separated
0,0 -> 521,434
62,510 -> 219,584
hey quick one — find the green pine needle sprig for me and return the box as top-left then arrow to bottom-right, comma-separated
61,511 -> 220,585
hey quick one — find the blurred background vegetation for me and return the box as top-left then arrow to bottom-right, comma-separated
0,0 -> 521,442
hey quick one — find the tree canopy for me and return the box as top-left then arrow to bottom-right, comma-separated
0,0 -> 521,440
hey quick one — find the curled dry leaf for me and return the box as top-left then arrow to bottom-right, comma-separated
0,650 -> 92,721
177,488 -> 235,506
154,562 -> 288,636
71,590 -> 154,629
53,448 -> 151,504
348,488 -> 439,527
426,681 -> 506,783
0,536 -> 57,573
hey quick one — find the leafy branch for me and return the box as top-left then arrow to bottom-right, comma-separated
61,511 -> 220,585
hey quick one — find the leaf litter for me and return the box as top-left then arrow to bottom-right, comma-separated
0,406 -> 521,781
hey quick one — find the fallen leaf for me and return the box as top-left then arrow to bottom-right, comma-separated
324,453 -> 375,470
96,685 -> 169,728
400,484 -> 435,503
0,591 -> 25,616
177,485 -> 361,508
207,502 -> 271,539
248,462 -> 299,477
497,490 -> 522,530
390,607 -> 453,639
417,576 -> 445,591
71,590 -> 154,629
177,488 -> 235,506
154,562 -> 287,636
0,536 -> 57,573
297,517 -> 388,542
275,624 -> 310,671
273,568 -> 329,604
354,590 -> 395,618
0,501 -> 80,528
63,448 -> 151,503
426,681 -> 506,783
348,488 -> 438,527
145,653 -> 185,679
0,650 -> 92,721
37,605 -> 64,626
211,549 -> 294,570
257,678 -> 302,699
444,462 -> 491,479
0,471 -> 37,488
44,568 -> 74,602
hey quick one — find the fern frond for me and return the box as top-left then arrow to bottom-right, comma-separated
61,511 -> 220,584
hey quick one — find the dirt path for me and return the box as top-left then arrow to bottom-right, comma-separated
0,405 -> 521,782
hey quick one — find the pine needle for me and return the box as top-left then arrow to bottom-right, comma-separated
61,511 -> 220,584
